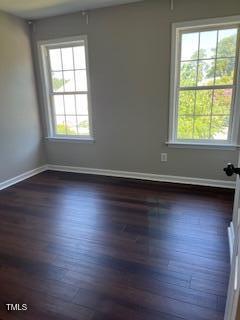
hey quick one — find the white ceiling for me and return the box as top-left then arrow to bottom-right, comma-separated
0,0 -> 143,20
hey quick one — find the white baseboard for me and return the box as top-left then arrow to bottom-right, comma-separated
47,164 -> 235,189
0,165 -> 48,191
0,164 -> 235,191
228,221 -> 235,263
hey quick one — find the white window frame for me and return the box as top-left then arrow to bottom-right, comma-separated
168,16 -> 240,149
38,35 -> 94,142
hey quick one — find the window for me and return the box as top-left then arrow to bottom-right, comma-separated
39,36 -> 93,140
169,17 -> 240,146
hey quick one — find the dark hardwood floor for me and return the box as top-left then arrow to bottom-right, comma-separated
0,170 -> 234,320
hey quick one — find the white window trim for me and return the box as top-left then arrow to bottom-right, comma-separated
168,15 -> 240,148
38,35 -> 94,141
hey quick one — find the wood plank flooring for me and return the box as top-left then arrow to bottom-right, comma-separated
0,171 -> 234,320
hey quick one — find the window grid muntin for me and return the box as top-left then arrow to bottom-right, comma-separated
59,47 -> 67,134
208,29 -> 218,139
47,41 -> 90,137
72,47 -> 79,136
175,25 -> 239,142
192,32 -> 201,138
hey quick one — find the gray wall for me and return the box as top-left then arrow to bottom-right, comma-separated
0,11 -> 45,182
32,0 -> 240,181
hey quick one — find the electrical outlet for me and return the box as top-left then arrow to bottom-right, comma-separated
161,153 -> 168,162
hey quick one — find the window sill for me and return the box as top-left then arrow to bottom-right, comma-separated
45,137 -> 95,143
166,141 -> 237,150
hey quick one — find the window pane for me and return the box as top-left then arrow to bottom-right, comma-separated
77,116 -> 90,135
56,116 -> 66,135
76,94 -> 88,115
212,89 -> 232,115
177,116 -> 193,139
215,58 -> 235,85
217,29 -> 238,58
65,116 -> 78,135
44,40 -> 91,138
74,46 -> 86,69
75,70 -> 88,91
63,71 -> 75,91
178,91 -> 195,115
197,59 -> 215,86
61,47 -> 74,70
195,90 -> 213,115
210,116 -> 229,140
49,49 -> 62,71
54,95 -> 64,114
64,95 -> 76,115
199,30 -> 217,59
176,26 -> 237,143
181,32 -> 199,61
193,116 -> 211,139
180,61 -> 197,87
52,72 -> 64,92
